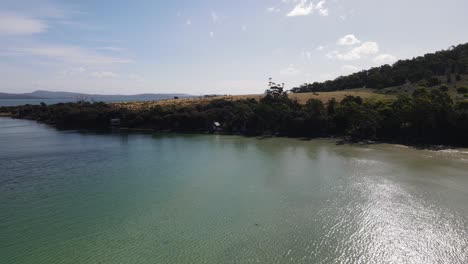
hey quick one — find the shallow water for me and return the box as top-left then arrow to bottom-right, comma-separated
0,117 -> 467,263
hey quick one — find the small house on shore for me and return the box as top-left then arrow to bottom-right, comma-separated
110,118 -> 121,127
212,121 -> 222,132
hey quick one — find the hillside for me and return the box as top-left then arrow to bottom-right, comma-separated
113,89 -> 393,111
0,90 -> 194,101
116,43 -> 468,110
292,43 -> 468,95
0,93 -> 45,99
26,90 -> 193,100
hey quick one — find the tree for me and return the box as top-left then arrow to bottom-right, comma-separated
305,99 -> 325,116
439,85 -> 449,92
447,73 -> 452,83
290,43 -> 468,93
265,78 -> 286,97
457,87 -> 468,94
327,98 -> 337,115
426,77 -> 442,87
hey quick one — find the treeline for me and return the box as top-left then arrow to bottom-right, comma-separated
2,88 -> 468,147
292,43 -> 468,93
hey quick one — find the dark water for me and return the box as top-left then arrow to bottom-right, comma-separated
0,117 -> 467,263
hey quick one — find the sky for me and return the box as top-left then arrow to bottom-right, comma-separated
1,0 -> 467,95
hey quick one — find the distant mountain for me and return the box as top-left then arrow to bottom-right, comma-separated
0,93 -> 45,99
0,90 -> 193,100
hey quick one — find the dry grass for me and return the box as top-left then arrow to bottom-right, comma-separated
287,90 -> 392,104
112,89 -> 394,111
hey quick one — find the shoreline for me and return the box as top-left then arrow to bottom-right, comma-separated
4,115 -> 466,151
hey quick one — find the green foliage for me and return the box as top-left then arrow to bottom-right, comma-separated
439,85 -> 449,92
456,100 -> 468,110
332,96 -> 380,140
426,77 -> 442,87
457,87 -> 468,94
7,89 -> 468,146
265,78 -> 286,97
291,43 -> 468,93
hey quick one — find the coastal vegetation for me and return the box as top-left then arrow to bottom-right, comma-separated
2,43 -> 468,147
112,89 -> 391,111
2,85 -> 468,147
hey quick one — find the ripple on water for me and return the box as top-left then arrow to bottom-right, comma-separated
0,118 -> 467,263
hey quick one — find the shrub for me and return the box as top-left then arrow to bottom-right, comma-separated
456,100 -> 468,110
439,85 -> 449,92
426,77 -> 442,87
457,87 -> 468,94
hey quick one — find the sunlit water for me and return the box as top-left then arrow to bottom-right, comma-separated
0,117 -> 467,264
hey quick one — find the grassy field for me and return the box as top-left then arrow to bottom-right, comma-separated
112,89 -> 394,111
288,89 -> 392,104
112,75 -> 468,111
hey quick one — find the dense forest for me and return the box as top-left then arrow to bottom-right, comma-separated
291,43 -> 468,93
2,84 -> 468,147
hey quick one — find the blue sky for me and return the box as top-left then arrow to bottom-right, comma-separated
1,0 -> 467,95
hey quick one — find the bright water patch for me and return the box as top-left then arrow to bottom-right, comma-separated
0,117 -> 467,263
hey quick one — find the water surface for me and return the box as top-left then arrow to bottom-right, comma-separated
0,96 -> 176,107
0,117 -> 467,263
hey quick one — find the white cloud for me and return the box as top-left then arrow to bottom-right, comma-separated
209,31 -> 214,38
91,71 -> 117,78
7,45 -> 131,65
342,65 -> 359,74
186,20 -> 191,25
374,54 -> 397,65
327,41 -> 379,60
267,7 -> 280,13
316,45 -> 325,51
280,65 -> 302,75
353,42 -> 379,55
0,13 -> 47,35
318,8 -> 329,16
337,34 -> 361,46
287,0 -> 314,17
316,1 -> 329,16
286,0 -> 328,17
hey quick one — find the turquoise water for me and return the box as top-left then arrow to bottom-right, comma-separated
0,117 -> 467,263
